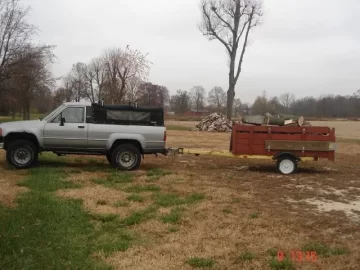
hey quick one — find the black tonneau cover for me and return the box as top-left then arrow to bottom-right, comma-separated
91,103 -> 164,126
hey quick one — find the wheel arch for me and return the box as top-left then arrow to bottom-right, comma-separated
272,152 -> 301,162
109,139 -> 143,154
4,132 -> 40,151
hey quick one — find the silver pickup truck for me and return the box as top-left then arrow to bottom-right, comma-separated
0,102 -> 167,170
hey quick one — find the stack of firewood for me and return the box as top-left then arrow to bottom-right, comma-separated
193,113 -> 233,132
193,113 -> 310,132
241,113 -> 311,127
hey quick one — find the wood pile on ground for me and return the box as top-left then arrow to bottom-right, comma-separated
193,113 -> 311,132
193,113 -> 233,132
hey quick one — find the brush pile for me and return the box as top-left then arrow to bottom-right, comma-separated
193,113 -> 233,132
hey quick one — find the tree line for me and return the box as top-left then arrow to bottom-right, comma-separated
251,91 -> 360,118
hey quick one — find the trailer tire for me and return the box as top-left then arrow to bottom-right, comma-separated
276,156 -> 297,175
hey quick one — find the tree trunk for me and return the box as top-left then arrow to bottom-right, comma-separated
22,106 -> 26,120
226,85 -> 235,119
27,103 -> 31,120
227,54 -> 236,119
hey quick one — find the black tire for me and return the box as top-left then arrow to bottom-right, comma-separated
276,156 -> 297,175
111,144 -> 141,171
106,153 -> 112,164
6,140 -> 38,169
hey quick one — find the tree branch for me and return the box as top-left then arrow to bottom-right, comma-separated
202,4 -> 232,54
234,12 -> 253,83
211,7 -> 234,32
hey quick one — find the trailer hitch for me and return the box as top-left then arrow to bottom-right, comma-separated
165,148 -> 184,156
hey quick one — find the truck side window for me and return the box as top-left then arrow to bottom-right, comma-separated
86,106 -> 93,123
52,107 -> 85,123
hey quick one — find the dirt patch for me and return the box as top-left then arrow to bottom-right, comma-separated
0,152 -> 28,207
304,198 -> 360,222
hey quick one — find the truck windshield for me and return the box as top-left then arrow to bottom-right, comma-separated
43,104 -> 66,122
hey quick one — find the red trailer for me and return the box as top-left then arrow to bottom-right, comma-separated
168,124 -> 336,175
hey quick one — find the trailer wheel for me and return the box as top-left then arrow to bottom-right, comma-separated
276,157 -> 297,175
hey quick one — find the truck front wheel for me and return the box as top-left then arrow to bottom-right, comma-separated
6,140 -> 38,169
106,153 -> 112,164
111,144 -> 141,171
276,156 -> 297,175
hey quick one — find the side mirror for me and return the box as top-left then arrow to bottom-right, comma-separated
60,117 -> 66,126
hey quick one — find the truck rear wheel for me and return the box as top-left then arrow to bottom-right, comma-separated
276,157 -> 297,175
111,144 -> 141,171
6,140 -> 38,169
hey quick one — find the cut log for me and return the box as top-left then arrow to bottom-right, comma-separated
266,116 -> 286,126
242,115 -> 265,125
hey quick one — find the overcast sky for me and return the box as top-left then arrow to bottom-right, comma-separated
23,0 -> 360,103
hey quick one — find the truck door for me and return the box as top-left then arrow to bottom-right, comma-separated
43,106 -> 88,149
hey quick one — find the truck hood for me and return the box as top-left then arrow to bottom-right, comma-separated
0,120 -> 45,132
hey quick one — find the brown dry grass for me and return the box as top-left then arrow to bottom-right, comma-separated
1,127 -> 360,269
0,152 -> 28,207
50,133 -> 360,269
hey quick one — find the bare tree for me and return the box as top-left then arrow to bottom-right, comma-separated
10,44 -> 55,119
190,85 -> 206,112
68,62 -> 87,102
208,86 -> 226,113
279,92 -> 295,109
251,91 -> 268,115
90,57 -> 107,101
31,86 -> 53,114
138,82 -> 169,107
83,64 -> 96,103
199,0 -> 262,118
233,98 -> 242,115
103,46 -> 150,104
125,76 -> 144,102
170,90 -> 191,114
0,0 -> 35,85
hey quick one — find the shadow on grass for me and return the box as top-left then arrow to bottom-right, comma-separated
35,155 -> 112,172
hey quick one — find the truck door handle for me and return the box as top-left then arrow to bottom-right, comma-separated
78,126 -> 85,129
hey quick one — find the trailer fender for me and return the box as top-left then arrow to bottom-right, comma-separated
272,152 -> 301,162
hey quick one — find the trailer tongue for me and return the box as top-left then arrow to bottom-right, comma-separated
166,124 -> 336,175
